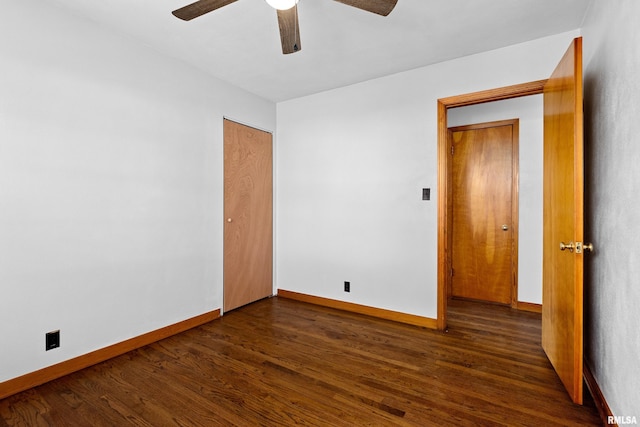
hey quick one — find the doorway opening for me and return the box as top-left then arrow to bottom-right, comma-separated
436,80 -> 547,331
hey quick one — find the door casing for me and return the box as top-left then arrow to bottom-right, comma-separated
437,80 -> 546,330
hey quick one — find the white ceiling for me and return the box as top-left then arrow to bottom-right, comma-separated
49,0 -> 590,102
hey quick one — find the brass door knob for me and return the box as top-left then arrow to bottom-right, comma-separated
227,218 -> 233,223
502,224 -> 509,231
560,242 -> 574,252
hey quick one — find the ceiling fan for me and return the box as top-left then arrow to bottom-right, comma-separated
172,0 -> 398,54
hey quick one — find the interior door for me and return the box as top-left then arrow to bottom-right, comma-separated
223,119 -> 273,312
542,37 -> 584,404
450,120 -> 517,305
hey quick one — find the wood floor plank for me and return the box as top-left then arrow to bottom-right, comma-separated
0,297 -> 601,426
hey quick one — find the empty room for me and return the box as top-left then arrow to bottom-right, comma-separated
1,0 -> 638,425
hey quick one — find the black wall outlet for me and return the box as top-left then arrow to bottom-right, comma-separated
46,330 -> 60,351
344,281 -> 350,292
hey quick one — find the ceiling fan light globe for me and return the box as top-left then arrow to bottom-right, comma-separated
265,0 -> 298,10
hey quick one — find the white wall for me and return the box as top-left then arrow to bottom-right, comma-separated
0,0 -> 275,382
582,0 -> 640,418
276,31 -> 579,318
448,96 -> 543,304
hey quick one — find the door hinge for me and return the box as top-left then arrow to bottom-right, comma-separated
451,268 -> 455,277
451,145 -> 454,155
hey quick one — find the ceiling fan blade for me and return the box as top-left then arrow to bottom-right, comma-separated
333,0 -> 397,16
277,5 -> 302,54
172,0 -> 238,21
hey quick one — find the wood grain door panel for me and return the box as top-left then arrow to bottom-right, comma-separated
224,119 -> 273,312
450,121 -> 517,305
542,37 -> 584,404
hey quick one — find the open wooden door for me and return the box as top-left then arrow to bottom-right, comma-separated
542,37 -> 585,404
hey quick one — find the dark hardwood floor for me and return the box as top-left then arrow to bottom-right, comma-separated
0,297 -> 601,426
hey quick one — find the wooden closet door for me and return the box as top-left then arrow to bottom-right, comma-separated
450,120 -> 518,305
223,119 -> 273,312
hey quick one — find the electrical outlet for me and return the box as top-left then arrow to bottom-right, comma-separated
344,281 -> 350,292
46,330 -> 60,351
